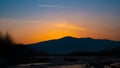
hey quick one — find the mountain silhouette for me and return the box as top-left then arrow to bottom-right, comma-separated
28,36 -> 120,55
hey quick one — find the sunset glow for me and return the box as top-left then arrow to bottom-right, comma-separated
0,0 -> 120,44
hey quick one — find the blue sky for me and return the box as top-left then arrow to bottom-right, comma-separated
0,0 -> 120,19
0,0 -> 120,44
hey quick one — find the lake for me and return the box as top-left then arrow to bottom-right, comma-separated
5,56 -> 120,68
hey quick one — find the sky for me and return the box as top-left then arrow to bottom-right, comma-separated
0,0 -> 120,44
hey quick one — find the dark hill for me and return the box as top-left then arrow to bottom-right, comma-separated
28,36 -> 120,55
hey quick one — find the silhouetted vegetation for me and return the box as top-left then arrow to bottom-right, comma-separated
0,31 -> 50,66
0,31 -> 15,57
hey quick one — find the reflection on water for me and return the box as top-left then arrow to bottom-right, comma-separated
14,63 -> 120,68
7,56 -> 120,68
48,63 -> 120,68
49,64 -> 84,68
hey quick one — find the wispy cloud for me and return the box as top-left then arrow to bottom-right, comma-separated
37,5 -> 65,8
55,22 -> 86,31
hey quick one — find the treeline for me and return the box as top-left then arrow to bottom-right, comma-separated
64,47 -> 120,56
0,31 -> 49,66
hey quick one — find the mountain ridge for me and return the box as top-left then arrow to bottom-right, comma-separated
28,36 -> 120,55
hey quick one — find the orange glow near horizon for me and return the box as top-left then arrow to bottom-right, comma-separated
10,20 -> 120,44
1,19 -> 119,44
13,21 -> 88,44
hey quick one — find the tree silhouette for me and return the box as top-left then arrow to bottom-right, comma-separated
0,31 -> 50,66
0,31 -> 15,57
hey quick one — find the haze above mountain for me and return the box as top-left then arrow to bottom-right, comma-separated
28,36 -> 120,54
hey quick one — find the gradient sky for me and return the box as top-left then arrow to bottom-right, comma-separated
0,0 -> 120,44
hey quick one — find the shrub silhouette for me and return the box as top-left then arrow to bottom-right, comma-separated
0,31 -> 14,44
0,31 -> 15,57
0,31 -> 50,66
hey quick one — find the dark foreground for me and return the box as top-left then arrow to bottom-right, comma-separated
1,56 -> 120,68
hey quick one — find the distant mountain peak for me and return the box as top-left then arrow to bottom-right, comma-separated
59,36 -> 95,41
60,36 -> 78,39
28,36 -> 120,54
